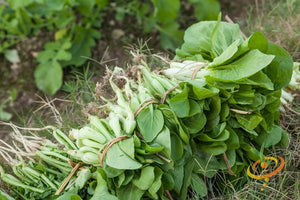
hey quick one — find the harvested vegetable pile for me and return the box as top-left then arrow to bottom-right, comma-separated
0,19 -> 294,200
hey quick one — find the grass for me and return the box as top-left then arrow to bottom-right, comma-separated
244,0 -> 300,61
214,0 -> 300,198
1,1 -> 300,199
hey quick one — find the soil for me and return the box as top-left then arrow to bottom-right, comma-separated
0,0 -> 296,140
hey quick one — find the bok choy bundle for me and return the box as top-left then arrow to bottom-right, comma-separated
0,19 -> 293,200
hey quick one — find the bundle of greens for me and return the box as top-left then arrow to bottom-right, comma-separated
0,18 -> 293,199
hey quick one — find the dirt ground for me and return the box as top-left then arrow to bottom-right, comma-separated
0,0 -> 283,140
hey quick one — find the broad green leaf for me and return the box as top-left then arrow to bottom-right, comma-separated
189,0 -> 220,21
180,80 -> 219,100
77,0 -> 95,13
198,130 -> 229,142
263,42 -> 293,90
277,130 -> 289,147
219,149 -> 236,170
162,173 -> 175,190
236,113 -> 263,131
75,168 -> 92,189
171,163 -> 184,193
210,39 -> 240,67
238,71 -> 274,90
254,125 -> 282,148
137,107 -> 164,142
157,21 -> 184,49
152,0 -> 180,23
57,187 -> 81,200
0,189 -> 14,200
132,166 -> 155,190
153,126 -> 171,157
205,95 -> 221,121
179,155 -> 194,200
45,0 -> 65,11
4,49 -> 20,63
210,20 -> 243,58
158,105 -> 189,144
169,84 -> 189,118
175,21 -> 216,61
7,0 -> 34,9
90,169 -> 118,200
207,50 -> 275,82
62,26 -> 101,66
200,141 -> 227,155
119,137 -> 135,159
95,0 -> 109,8
225,128 -> 240,149
34,61 -> 63,95
182,112 -> 206,134
148,167 -> 163,199
106,144 -> 142,170
194,148 -> 219,178
116,183 -> 145,200
0,107 -> 12,121
171,134 -> 184,161
191,174 -> 207,197
241,142 -> 260,161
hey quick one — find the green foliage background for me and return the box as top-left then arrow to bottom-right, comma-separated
0,0 -> 220,95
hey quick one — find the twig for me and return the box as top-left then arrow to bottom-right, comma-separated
55,161 -> 83,195
223,152 -> 235,176
225,15 -> 247,40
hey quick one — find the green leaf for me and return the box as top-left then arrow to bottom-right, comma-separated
200,141 -> 227,155
90,169 -> 118,200
219,149 -> 236,170
194,148 -> 220,178
263,42 -> 293,90
4,49 -> 20,63
0,189 -> 14,200
116,183 -> 145,200
157,21 -> 184,50
171,133 -> 184,161
191,174 -> 207,197
57,187 -> 81,200
44,0 -> 65,11
211,20 -> 243,58
182,112 -> 206,134
153,126 -> 171,157
152,0 -> 180,23
77,0 -> 95,13
236,113 -> 263,131
189,0 -> 220,21
95,0 -> 108,8
132,166 -> 155,190
106,143 -> 142,170
34,61 -> 63,95
254,125 -> 282,148
169,84 -> 190,118
207,50 -> 275,82
180,80 -> 219,100
62,26 -> 101,66
7,0 -> 34,9
210,39 -> 240,67
148,167 -> 163,199
137,107 -> 164,142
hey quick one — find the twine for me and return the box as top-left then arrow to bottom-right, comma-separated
190,63 -> 208,80
165,190 -> 174,200
230,108 -> 252,114
134,98 -> 159,118
160,84 -> 179,104
55,161 -> 83,195
97,135 -> 130,168
223,152 -> 235,176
